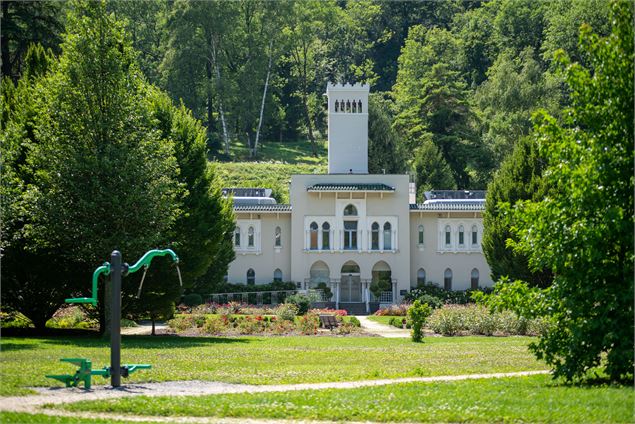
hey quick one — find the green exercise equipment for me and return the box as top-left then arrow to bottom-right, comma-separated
46,358 -> 151,389
46,248 -> 180,389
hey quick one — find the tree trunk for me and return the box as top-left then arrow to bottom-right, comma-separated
253,38 -> 274,158
211,40 -> 230,155
302,93 -> 317,157
151,316 -> 156,336
205,61 -> 216,151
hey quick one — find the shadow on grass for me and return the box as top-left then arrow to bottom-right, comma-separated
38,335 -> 251,349
0,342 -> 39,352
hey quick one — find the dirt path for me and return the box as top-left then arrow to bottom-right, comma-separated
355,315 -> 411,338
0,370 -> 550,422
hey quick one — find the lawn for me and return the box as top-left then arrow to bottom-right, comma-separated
226,139 -> 327,165
0,335 -> 544,396
56,374 -> 634,423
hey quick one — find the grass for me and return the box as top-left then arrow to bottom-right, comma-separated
226,139 -> 327,165
57,374 -> 634,423
0,412 -> 162,423
0,335 -> 544,396
213,139 -> 328,203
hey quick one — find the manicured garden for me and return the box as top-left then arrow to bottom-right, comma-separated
56,374 -> 634,423
0,335 -> 545,396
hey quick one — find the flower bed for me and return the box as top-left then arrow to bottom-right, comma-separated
167,303 -> 362,336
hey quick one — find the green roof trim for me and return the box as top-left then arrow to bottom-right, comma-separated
409,201 -> 485,211
307,183 -> 395,192
234,204 -> 292,212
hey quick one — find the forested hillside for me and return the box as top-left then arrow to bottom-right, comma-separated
2,0 -> 610,197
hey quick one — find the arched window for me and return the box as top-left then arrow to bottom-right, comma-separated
371,222 -> 379,250
445,225 -> 451,246
417,225 -> 424,245
247,226 -> 254,247
274,268 -> 283,283
444,268 -> 452,291
358,100 -> 362,113
274,226 -> 281,247
383,222 -> 392,250
417,268 -> 426,286
309,222 -> 318,250
343,204 -> 357,216
247,268 -> 255,285
458,225 -> 465,246
472,225 -> 478,246
471,268 -> 479,290
234,226 -> 241,247
322,222 -> 330,250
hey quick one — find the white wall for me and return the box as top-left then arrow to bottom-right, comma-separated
409,212 -> 493,290
227,212 -> 292,285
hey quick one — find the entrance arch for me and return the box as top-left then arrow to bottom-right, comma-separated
309,261 -> 330,288
340,261 -> 362,302
371,261 -> 392,302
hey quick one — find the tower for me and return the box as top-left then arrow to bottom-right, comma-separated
325,82 -> 370,174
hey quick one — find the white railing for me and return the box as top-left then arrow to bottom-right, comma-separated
205,290 -> 297,306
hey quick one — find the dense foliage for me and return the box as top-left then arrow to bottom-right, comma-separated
3,1 -> 609,179
478,1 -> 634,382
482,136 -> 552,287
1,1 -> 233,330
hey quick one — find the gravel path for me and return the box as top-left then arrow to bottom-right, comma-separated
0,370 -> 550,420
355,315 -> 411,338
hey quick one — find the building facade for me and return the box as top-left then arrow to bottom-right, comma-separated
227,83 -> 492,312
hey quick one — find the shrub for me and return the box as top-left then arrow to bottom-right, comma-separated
183,293 -> 203,307
388,316 -> 410,329
416,294 -> 443,309
284,293 -> 311,315
405,283 -> 493,305
428,306 -> 464,336
167,315 -> 195,332
346,316 -> 361,327
0,311 -> 33,329
298,312 -> 320,335
275,303 -> 299,321
408,300 -> 432,342
121,318 -> 138,328
374,304 -> 409,316
271,318 -> 296,335
201,316 -> 226,334
315,282 -> 333,300
336,322 -> 361,335
46,306 -> 97,329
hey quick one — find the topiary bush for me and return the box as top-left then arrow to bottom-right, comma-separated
408,300 -> 432,342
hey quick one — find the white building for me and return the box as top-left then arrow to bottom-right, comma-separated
227,82 -> 492,313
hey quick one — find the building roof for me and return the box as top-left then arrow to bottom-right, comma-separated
409,200 -> 485,211
222,188 -> 271,198
424,190 -> 486,200
234,204 -> 292,213
307,183 -> 395,192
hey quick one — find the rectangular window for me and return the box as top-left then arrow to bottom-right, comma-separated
344,221 -> 358,250
418,231 -> 424,245
371,231 -> 379,250
445,231 -> 451,246
459,232 -> 464,245
472,231 -> 478,245
322,231 -> 330,250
